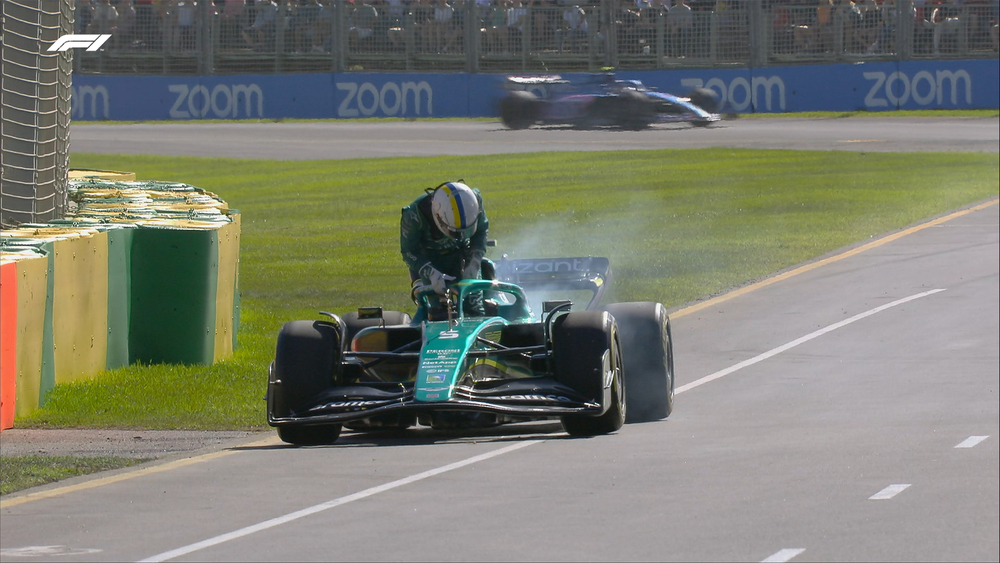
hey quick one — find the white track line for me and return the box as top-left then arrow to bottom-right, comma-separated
955,435 -> 990,448
761,548 -> 807,563
676,289 -> 946,395
138,440 -> 541,562
869,484 -> 911,500
139,289 -> 946,562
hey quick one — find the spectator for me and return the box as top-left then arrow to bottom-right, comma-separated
115,0 -> 138,48
792,0 -> 820,53
350,0 -> 380,52
856,0 -> 880,48
314,0 -> 336,51
443,0 -> 467,53
556,3 -> 588,51
526,0 -> 552,50
411,0 -> 436,52
132,0 -> 162,49
381,0 -> 406,50
219,0 -> 247,49
506,0 -> 527,51
616,0 -> 641,54
77,0 -> 95,35
635,0 -> 663,55
165,0 -> 200,51
290,0 -> 322,52
475,0 -> 492,22
667,0 -> 694,56
426,0 -> 454,52
814,0 -> 836,52
867,0 -> 898,54
482,0 -> 511,54
243,0 -> 278,50
911,0 -> 935,54
88,0 -> 119,34
931,3 -> 962,54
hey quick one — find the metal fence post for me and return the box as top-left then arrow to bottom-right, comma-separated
274,1 -> 287,72
604,0 -> 616,68
656,7 -> 665,68
466,0 -> 478,73
335,0 -> 346,72
200,0 -> 215,75
897,0 -> 912,59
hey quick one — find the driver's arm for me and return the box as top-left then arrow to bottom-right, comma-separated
400,204 -> 431,276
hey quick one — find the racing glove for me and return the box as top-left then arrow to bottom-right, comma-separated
462,251 -> 485,281
420,263 -> 455,295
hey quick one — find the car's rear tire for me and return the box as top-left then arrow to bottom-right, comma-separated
269,320 -> 344,444
689,87 -> 719,113
500,90 -> 540,129
552,311 -> 626,436
600,302 -> 674,423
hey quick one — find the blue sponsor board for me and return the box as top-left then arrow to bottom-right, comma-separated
621,61 -> 993,113
72,60 -> 998,121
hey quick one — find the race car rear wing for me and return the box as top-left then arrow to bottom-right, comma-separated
493,256 -> 611,310
504,75 -> 567,87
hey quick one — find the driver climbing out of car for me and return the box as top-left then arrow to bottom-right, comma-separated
400,180 -> 490,316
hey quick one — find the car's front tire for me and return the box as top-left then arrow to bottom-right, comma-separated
689,87 -> 720,113
269,320 -> 343,444
552,311 -> 626,436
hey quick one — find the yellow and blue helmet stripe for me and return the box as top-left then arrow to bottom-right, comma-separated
432,181 -> 479,241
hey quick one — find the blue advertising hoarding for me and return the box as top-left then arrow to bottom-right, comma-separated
72,60 -> 998,121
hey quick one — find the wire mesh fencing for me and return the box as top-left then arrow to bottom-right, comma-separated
70,0 -> 999,76
1,0 -> 74,228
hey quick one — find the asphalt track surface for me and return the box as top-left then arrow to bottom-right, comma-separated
2,119 -> 998,562
70,116 -> 1000,159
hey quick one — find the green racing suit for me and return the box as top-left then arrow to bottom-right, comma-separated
400,188 -> 489,282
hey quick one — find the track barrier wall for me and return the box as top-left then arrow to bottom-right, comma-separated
0,173 -> 241,428
69,60 -> 999,121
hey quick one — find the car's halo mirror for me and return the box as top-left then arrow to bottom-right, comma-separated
357,307 -> 384,320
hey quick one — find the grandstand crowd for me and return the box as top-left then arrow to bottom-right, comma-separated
74,0 -> 1000,73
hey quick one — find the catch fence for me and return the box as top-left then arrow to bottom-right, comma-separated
74,0 -> 999,75
1,0 -> 74,227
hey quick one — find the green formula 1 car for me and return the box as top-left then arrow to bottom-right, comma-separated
267,257 -> 674,445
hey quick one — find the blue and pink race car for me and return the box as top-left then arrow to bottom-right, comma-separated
499,72 -> 720,130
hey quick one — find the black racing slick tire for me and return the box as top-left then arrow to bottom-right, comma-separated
616,90 -> 656,130
689,87 -> 720,113
552,311 -> 626,436
500,90 -> 540,129
269,320 -> 343,445
601,302 -> 674,423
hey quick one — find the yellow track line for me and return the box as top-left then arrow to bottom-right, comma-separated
0,435 -> 280,509
672,198 -> 999,319
3,198 -> 996,509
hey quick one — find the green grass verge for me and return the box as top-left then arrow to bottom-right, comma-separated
0,456 -> 148,495
17,148 -> 997,430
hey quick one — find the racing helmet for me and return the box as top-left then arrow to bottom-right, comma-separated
430,182 -> 479,241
